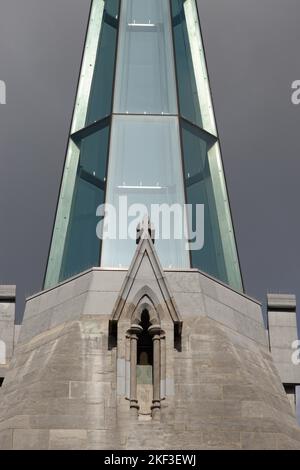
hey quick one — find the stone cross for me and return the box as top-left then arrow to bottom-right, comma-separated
136,216 -> 155,245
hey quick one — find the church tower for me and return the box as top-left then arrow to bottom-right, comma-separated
0,0 -> 300,450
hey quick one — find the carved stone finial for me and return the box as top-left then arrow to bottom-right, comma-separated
136,216 -> 155,245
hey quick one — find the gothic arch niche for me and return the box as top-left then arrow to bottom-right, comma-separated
126,297 -> 165,421
136,310 -> 153,419
109,255 -> 182,422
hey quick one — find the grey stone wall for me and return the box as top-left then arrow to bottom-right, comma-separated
0,286 -> 17,380
0,270 -> 299,449
297,387 -> 300,425
267,294 -> 300,384
15,268 -> 267,350
267,293 -> 300,425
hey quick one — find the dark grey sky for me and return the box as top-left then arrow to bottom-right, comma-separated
0,0 -> 299,323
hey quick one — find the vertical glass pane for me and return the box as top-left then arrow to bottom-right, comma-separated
206,141 -> 243,290
71,0 -> 105,133
85,0 -> 120,125
113,0 -> 177,114
59,123 -> 110,282
171,0 -> 217,134
72,0 -> 119,133
181,120 -> 242,289
102,115 -> 189,268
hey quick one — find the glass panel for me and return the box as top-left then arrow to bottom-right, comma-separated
85,0 -> 120,125
181,119 -> 242,289
72,0 -> 119,133
101,115 -> 189,268
206,140 -> 243,290
171,0 -> 217,135
59,124 -> 109,282
113,0 -> 177,114
44,140 -> 80,288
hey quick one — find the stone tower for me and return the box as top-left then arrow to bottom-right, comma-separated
0,228 -> 300,449
0,0 -> 300,449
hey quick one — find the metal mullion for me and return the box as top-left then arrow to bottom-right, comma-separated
71,115 -> 110,144
180,115 -> 218,144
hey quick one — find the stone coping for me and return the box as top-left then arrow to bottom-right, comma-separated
27,267 -> 261,306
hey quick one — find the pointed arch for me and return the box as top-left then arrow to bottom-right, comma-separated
129,286 -> 162,326
131,297 -> 160,327
110,235 -> 182,333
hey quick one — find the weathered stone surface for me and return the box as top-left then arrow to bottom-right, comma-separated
267,293 -> 300,424
0,286 -> 16,299
0,269 -> 299,449
0,429 -> 12,449
268,294 -> 300,386
49,429 -> 87,450
241,432 -> 277,450
13,429 -> 49,450
0,287 -> 17,381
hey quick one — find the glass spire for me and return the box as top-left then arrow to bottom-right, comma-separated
44,0 -> 243,292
